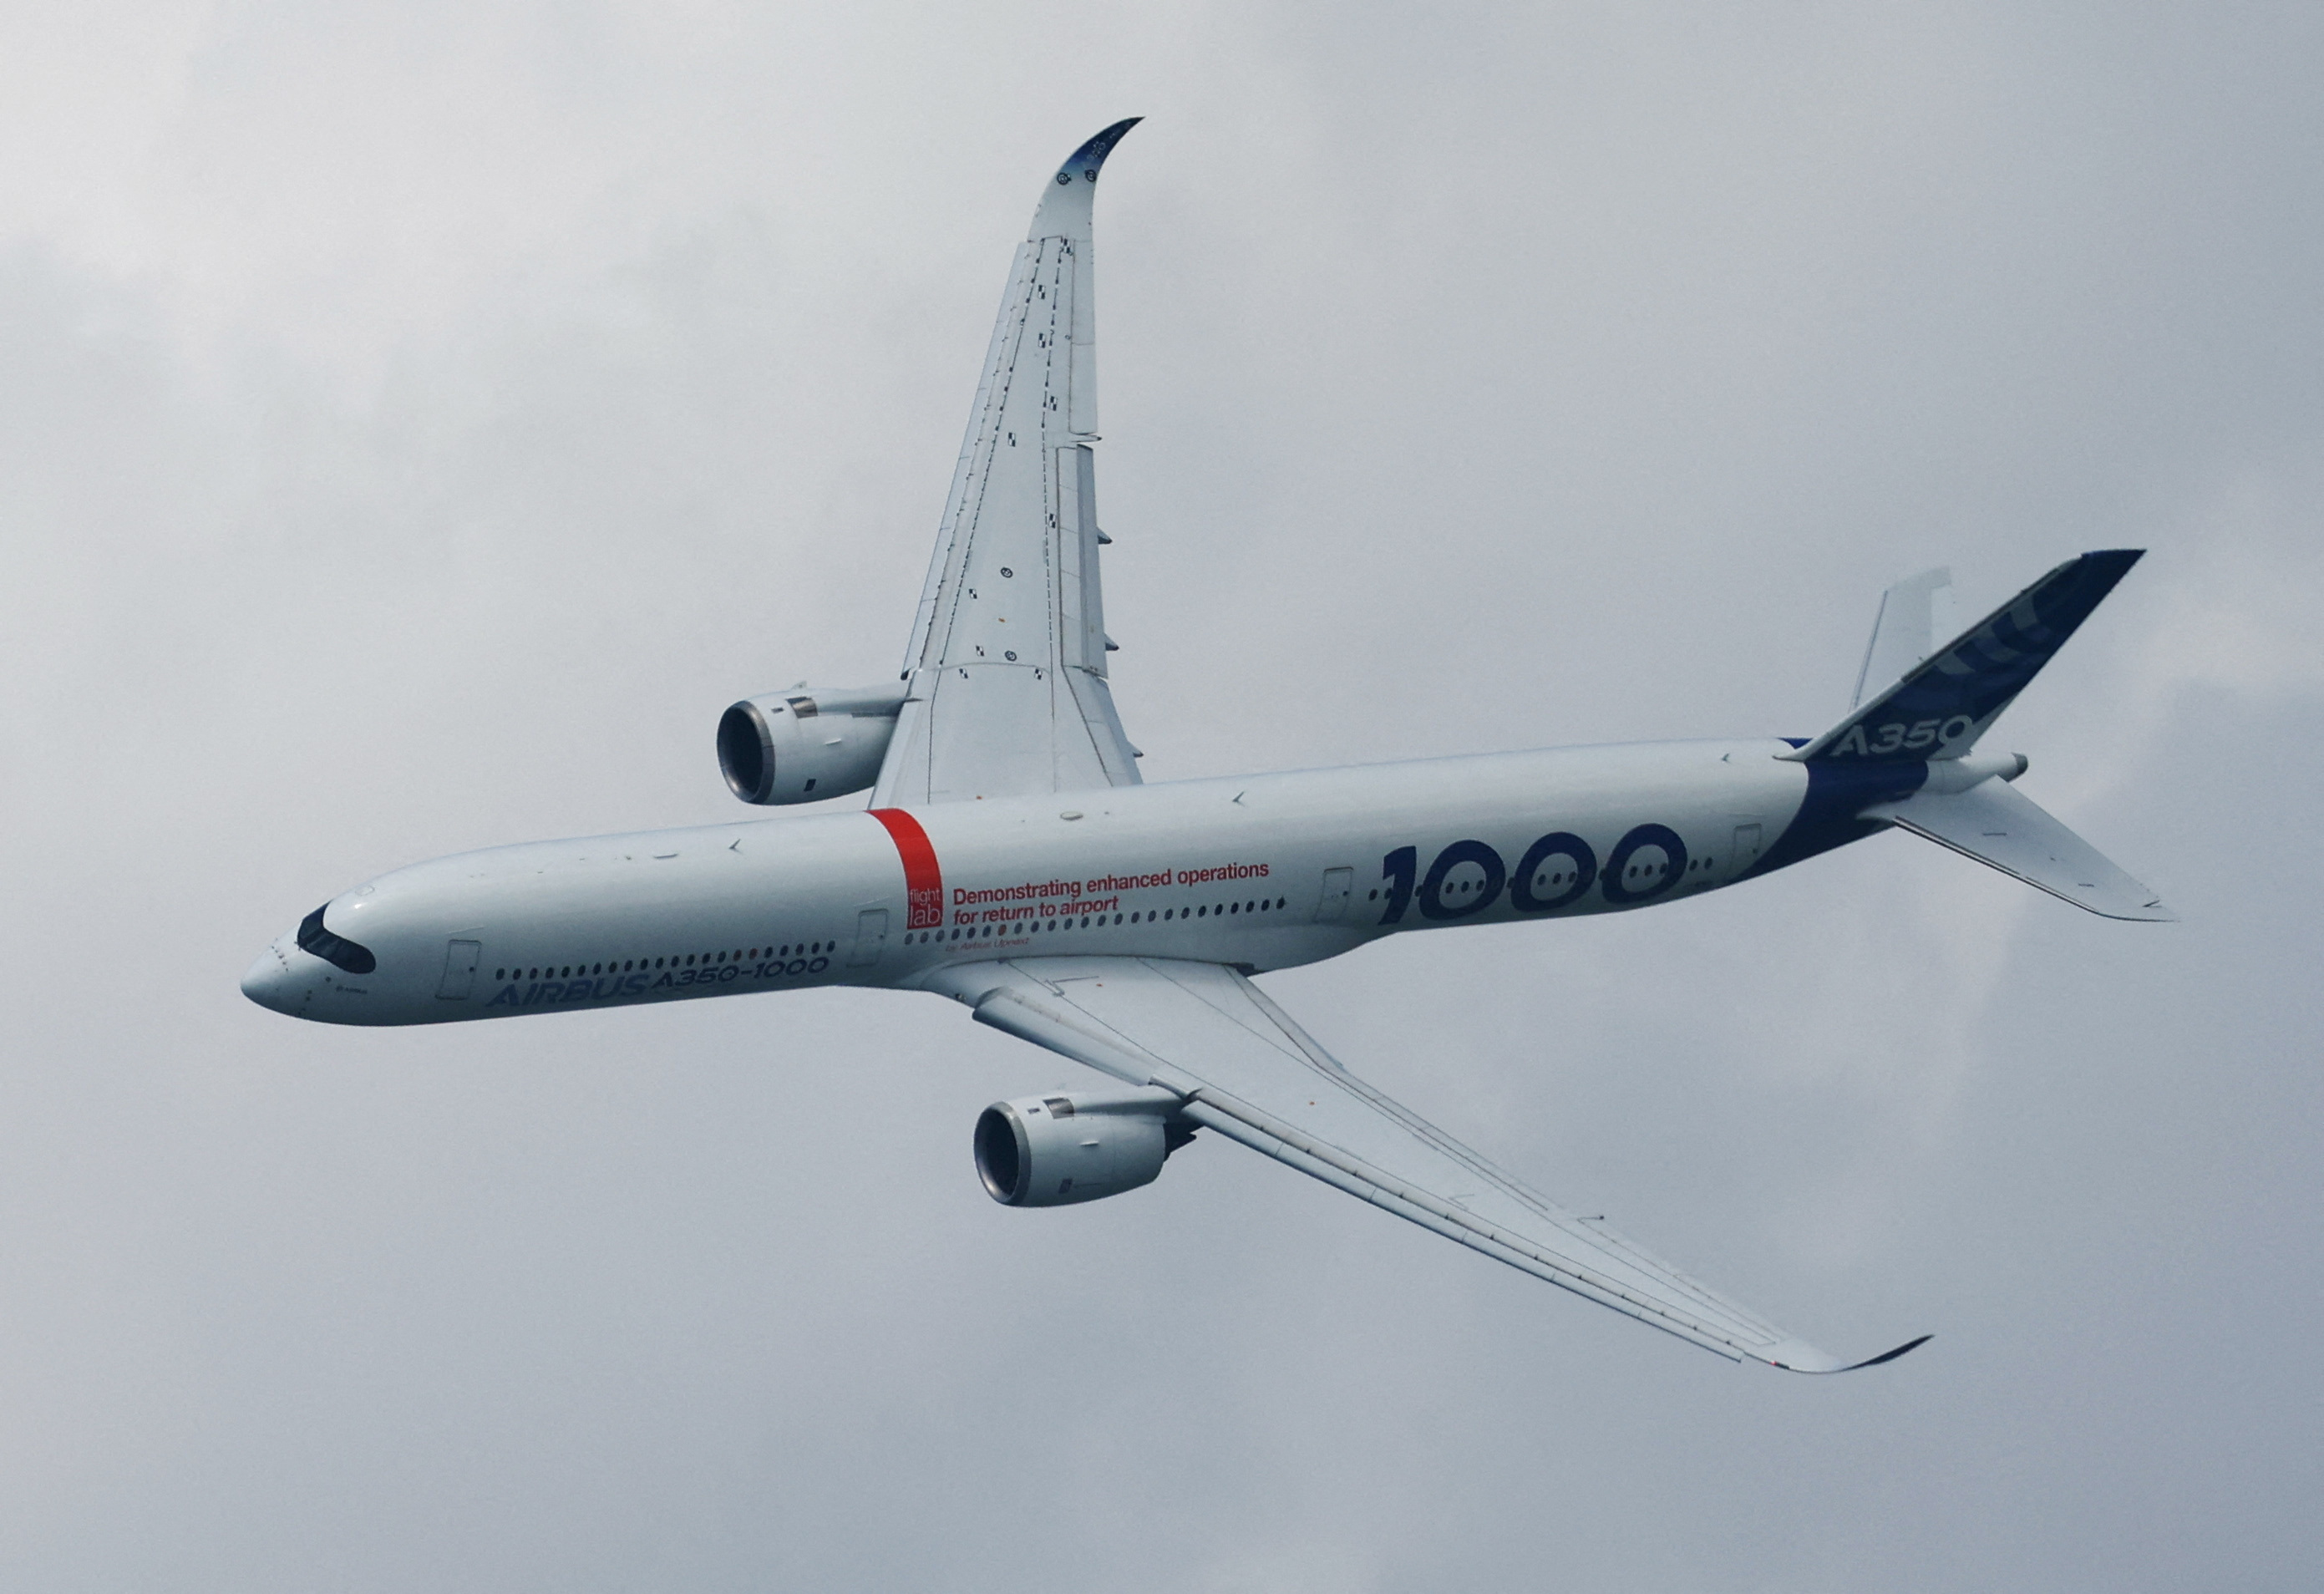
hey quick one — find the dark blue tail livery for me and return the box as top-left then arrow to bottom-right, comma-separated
1786,551 -> 2143,764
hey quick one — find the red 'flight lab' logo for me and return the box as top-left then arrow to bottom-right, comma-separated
867,809 -> 945,929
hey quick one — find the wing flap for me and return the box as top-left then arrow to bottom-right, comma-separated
926,956 -> 1925,1373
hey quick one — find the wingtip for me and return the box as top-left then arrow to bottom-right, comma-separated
1056,118 -> 1143,183
1842,1333 -> 1934,1370
1765,1333 -> 1932,1374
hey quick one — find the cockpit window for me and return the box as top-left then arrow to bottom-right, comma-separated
297,904 -> 377,974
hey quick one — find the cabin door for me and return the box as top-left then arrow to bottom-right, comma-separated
1314,867 -> 1353,923
436,939 -> 481,1000
849,908 -> 891,967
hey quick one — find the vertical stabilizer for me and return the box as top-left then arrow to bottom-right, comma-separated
1786,551 -> 2143,764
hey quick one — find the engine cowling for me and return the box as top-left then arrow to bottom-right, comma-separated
973,1089 -> 1195,1207
717,683 -> 909,805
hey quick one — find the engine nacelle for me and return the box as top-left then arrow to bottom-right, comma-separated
973,1089 -> 1194,1207
717,683 -> 909,805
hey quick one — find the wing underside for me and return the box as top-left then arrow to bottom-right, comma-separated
873,123 -> 1144,807
924,955 -> 1927,1373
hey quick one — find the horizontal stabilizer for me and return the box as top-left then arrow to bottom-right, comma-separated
1852,567 -> 1954,709
1865,779 -> 2174,921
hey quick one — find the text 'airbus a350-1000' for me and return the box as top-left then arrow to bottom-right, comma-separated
244,121 -> 2171,1373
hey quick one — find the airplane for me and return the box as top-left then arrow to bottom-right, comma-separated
242,119 -> 2170,1373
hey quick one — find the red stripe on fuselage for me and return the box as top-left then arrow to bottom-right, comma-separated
867,808 -> 945,929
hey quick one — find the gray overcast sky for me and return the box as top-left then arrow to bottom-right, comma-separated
4,4 -> 2320,1590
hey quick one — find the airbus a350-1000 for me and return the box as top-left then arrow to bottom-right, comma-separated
244,121 -> 2170,1373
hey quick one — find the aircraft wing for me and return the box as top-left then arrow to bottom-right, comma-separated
924,956 -> 1928,1373
871,122 -> 1146,808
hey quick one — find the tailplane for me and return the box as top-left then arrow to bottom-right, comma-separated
1789,550 -> 2170,920
1864,779 -> 2174,921
1850,566 -> 1955,709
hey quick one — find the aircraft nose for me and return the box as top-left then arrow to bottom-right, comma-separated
241,937 -> 305,1016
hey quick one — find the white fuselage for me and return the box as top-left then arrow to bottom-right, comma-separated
242,739 -> 1850,1027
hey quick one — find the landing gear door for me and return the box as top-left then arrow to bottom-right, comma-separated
436,939 -> 481,1000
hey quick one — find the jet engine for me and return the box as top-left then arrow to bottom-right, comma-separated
972,1089 -> 1196,1207
717,683 -> 910,805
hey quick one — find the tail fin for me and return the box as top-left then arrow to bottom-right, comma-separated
1863,779 -> 2174,921
1785,551 -> 2143,764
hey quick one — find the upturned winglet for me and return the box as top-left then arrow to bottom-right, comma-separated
1765,1333 -> 1934,1374
1029,118 -> 1143,241
1058,118 -> 1142,181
